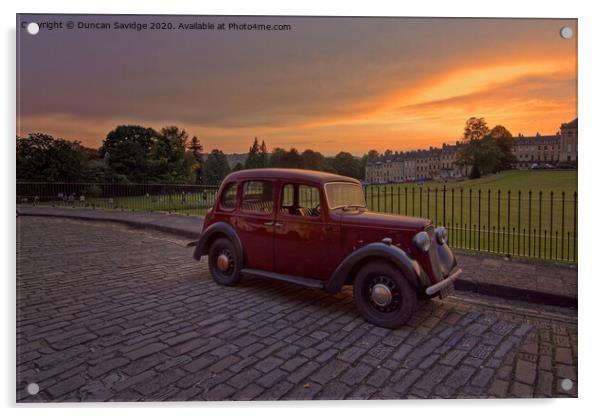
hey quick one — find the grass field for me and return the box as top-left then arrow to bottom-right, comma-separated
365,170 -> 577,261
19,170 -> 578,262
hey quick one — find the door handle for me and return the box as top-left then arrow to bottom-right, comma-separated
274,222 -> 283,228
264,221 -> 274,226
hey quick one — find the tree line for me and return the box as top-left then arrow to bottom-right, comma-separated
16,125 -> 375,185
16,117 -> 516,185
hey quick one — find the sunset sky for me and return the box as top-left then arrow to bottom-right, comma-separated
17,15 -> 577,155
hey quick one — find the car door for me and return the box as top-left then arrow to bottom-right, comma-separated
273,181 -> 332,279
235,180 -> 275,271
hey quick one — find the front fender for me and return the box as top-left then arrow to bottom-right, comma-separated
193,222 -> 243,262
324,242 -> 429,294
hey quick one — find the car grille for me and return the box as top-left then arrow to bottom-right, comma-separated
425,225 -> 443,281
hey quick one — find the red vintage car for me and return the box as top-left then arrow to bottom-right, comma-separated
193,168 -> 462,328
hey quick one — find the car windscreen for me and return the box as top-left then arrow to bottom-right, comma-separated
324,182 -> 366,209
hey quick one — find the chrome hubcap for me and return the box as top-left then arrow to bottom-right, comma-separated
371,283 -> 393,307
217,254 -> 230,272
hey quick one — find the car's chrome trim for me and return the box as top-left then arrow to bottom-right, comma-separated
425,268 -> 463,296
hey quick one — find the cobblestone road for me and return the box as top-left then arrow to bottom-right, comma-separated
16,217 -> 578,402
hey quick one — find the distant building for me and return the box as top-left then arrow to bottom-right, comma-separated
365,142 -> 468,184
512,134 -> 561,168
560,118 -> 578,162
365,118 -> 578,184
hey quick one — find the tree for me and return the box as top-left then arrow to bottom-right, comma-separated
99,125 -> 158,182
245,137 -> 269,169
462,117 -> 489,142
189,135 -> 204,183
268,147 -> 287,167
332,152 -> 361,178
489,125 -> 516,170
232,162 -> 244,172
203,149 -> 231,185
458,138 -> 505,178
281,148 -> 302,168
455,118 -> 515,178
268,147 -> 302,168
148,126 -> 192,182
17,133 -> 90,182
259,140 -> 269,167
245,137 -> 268,169
301,149 -> 328,171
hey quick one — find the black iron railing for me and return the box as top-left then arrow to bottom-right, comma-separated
363,185 -> 577,263
16,182 -> 219,217
16,181 -> 577,263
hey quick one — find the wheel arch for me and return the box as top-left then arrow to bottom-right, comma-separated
193,222 -> 243,263
325,243 -> 427,294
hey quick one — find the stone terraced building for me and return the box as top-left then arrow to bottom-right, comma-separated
365,118 -> 578,184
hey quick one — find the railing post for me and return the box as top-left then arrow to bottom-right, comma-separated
561,191 -> 565,261
539,191 -> 543,258
443,185 -> 446,231
549,191 -> 554,259
477,189 -> 481,251
435,188 -> 439,226
468,189 -> 472,249
517,190 -> 521,256
527,189 -> 531,257
507,190 -> 511,255
497,190 -> 501,253
451,188 -> 455,247
573,191 -> 578,262
487,189 -> 491,252
460,189 -> 464,249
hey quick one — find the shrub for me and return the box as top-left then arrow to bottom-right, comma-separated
86,185 -> 102,198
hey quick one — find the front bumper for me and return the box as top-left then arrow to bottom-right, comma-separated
425,267 -> 463,296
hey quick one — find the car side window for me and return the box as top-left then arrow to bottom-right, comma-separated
280,183 -> 321,217
241,181 -> 274,214
281,184 -> 295,207
219,182 -> 237,211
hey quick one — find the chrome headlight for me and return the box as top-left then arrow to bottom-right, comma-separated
435,226 -> 448,245
413,231 -> 431,252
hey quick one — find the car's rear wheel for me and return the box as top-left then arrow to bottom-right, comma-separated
208,237 -> 241,286
353,261 -> 417,328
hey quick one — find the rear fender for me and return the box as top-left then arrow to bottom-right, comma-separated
193,222 -> 243,262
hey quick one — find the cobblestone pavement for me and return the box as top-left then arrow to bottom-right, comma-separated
16,217 -> 578,402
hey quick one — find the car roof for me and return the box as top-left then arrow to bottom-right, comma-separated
223,168 -> 360,185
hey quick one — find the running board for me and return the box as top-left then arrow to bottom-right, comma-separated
241,269 -> 325,289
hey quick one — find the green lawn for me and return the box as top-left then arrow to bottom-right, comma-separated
367,170 -> 576,194
365,170 -> 577,261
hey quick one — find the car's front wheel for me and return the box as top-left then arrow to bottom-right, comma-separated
353,261 -> 417,328
208,237 -> 242,286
